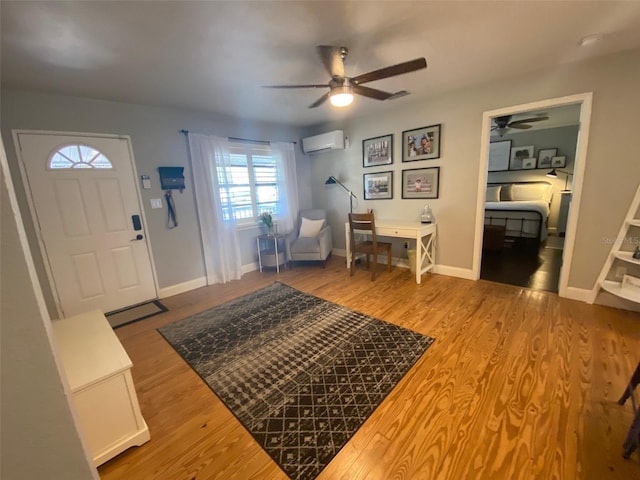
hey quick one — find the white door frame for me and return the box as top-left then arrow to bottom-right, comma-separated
472,92 -> 593,299
12,130 -> 159,318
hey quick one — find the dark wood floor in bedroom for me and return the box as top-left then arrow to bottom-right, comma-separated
480,236 -> 563,293
98,255 -> 640,480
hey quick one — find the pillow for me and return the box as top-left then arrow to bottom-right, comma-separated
510,183 -> 553,203
500,184 -> 513,201
298,217 -> 325,238
486,185 -> 501,202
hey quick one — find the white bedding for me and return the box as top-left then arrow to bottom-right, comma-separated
485,200 -> 549,240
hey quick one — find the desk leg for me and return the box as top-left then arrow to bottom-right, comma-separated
257,237 -> 263,273
415,234 -> 422,284
274,237 -> 280,274
345,227 -> 351,270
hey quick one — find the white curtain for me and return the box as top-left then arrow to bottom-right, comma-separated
188,133 -> 242,285
271,141 -> 299,233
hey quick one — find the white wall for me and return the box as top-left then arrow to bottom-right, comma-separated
303,48 -> 640,290
1,92 -> 311,314
1,140 -> 98,479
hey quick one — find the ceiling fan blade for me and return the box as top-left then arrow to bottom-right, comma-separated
509,124 -> 532,130
309,92 -> 331,109
509,116 -> 549,126
317,45 -> 345,78
351,58 -> 427,85
352,84 -> 394,101
262,84 -> 327,89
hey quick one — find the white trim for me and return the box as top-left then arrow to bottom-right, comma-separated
433,265 -> 476,280
12,129 -> 159,314
473,92 -> 593,300
158,276 -> 207,299
564,286 -> 593,303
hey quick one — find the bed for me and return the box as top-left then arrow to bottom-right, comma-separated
484,182 -> 553,250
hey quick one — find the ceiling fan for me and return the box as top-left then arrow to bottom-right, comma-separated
491,114 -> 549,136
262,46 -> 427,108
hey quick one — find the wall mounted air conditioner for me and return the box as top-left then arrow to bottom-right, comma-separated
302,130 -> 345,155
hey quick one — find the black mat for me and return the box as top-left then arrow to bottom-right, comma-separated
158,282 -> 434,479
106,299 -> 167,328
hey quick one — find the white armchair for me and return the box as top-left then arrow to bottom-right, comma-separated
285,209 -> 333,267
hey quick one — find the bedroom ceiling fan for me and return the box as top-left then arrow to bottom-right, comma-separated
491,114 -> 549,136
262,46 -> 427,108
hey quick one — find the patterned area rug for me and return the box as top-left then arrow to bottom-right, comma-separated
158,282 -> 434,480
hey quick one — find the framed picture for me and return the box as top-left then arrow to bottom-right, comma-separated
509,145 -> 534,170
551,155 -> 566,168
402,167 -> 440,199
402,124 -> 441,161
537,148 -> 557,169
522,158 -> 536,169
363,171 -> 393,200
363,134 -> 393,167
488,140 -> 511,172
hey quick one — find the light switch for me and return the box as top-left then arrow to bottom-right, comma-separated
150,198 -> 163,209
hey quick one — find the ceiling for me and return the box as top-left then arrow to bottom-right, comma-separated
2,1 -> 640,127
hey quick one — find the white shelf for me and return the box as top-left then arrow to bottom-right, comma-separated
601,280 -> 640,302
613,251 -> 640,265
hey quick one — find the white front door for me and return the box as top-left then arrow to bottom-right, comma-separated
16,132 -> 157,317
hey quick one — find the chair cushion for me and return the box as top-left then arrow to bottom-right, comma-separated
299,217 -> 324,238
291,236 -> 321,254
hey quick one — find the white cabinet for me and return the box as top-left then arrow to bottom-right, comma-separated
52,310 -> 150,466
591,184 -> 640,305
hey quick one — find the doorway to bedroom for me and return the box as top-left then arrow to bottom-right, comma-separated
476,98 -> 588,294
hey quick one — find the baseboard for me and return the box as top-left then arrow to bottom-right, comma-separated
157,277 -> 206,299
562,286 -> 593,302
242,262 -> 259,274
433,264 -> 476,280
159,263 -> 262,298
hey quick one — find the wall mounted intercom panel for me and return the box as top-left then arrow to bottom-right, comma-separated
158,166 -> 185,191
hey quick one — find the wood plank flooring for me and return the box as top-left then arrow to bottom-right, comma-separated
98,256 -> 640,479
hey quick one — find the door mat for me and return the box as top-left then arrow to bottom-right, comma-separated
106,300 -> 168,328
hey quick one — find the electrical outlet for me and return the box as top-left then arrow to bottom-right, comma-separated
616,266 -> 627,279
404,241 -> 409,249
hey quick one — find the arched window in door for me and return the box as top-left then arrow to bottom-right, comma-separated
49,144 -> 113,169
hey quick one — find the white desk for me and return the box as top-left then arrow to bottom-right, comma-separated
345,220 -> 436,284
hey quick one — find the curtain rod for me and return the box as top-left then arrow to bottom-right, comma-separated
180,129 -> 296,145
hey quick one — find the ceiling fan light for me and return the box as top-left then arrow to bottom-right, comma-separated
329,87 -> 354,107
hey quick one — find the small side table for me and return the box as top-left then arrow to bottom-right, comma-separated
257,234 -> 287,273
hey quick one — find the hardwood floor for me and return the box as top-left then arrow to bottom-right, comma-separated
98,256 -> 640,479
480,240 -> 563,293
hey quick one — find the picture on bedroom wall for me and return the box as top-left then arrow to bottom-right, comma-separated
363,171 -> 393,200
402,124 -> 441,161
537,148 -> 557,168
363,134 -> 393,167
551,156 -> 566,167
509,145 -> 534,170
488,140 -> 511,171
402,167 -> 440,199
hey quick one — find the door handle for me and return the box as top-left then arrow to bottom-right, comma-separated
131,234 -> 144,241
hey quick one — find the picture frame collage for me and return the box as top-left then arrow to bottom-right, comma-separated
488,139 -> 566,172
362,124 -> 441,200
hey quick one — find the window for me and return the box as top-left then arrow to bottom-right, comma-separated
49,144 -> 113,170
218,144 -> 279,223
